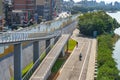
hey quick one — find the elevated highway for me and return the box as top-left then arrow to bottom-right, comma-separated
0,15 -> 78,80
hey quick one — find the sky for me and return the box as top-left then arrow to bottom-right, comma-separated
64,0 -> 120,3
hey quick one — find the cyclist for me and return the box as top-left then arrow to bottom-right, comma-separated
79,53 -> 82,61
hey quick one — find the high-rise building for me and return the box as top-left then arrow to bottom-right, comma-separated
12,0 -> 36,24
13,0 -> 36,14
54,0 -> 63,14
0,0 -> 3,16
44,0 -> 52,20
36,0 -> 55,21
36,0 -> 44,18
0,0 -> 4,30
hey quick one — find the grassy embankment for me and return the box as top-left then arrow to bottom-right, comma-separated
97,34 -> 120,80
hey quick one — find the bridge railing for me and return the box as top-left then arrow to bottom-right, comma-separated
22,33 -> 61,80
0,14 -> 79,43
17,14 -> 78,33
0,31 -> 57,43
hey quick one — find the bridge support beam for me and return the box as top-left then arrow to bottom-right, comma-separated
14,43 -> 22,80
60,40 -> 69,57
66,41 -> 69,52
62,48 -> 65,57
33,41 -> 40,63
46,39 -> 51,54
54,36 -> 60,44
60,46 -> 65,57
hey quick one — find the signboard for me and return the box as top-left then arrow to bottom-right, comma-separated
93,31 -> 97,38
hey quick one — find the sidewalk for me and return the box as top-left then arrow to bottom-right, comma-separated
86,39 -> 97,80
71,29 -> 97,80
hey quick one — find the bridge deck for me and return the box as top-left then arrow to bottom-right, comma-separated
30,34 -> 70,80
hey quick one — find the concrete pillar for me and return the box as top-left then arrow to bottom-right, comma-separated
62,48 -> 65,57
66,41 -> 69,52
54,36 -> 60,44
33,41 -> 40,63
60,46 -> 65,57
46,39 -> 51,54
14,43 -> 22,80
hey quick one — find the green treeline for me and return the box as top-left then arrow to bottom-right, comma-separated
78,11 -> 120,80
97,34 -> 120,80
71,6 -> 120,14
78,11 -> 120,36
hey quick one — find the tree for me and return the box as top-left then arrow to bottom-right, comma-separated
78,11 -> 120,36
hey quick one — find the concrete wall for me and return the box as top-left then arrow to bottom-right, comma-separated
0,40 -> 46,80
0,54 -> 13,80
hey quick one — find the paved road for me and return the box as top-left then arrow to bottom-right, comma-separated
56,29 -> 96,80
62,21 -> 77,34
30,34 -> 70,80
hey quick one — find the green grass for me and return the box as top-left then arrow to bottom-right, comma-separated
40,52 -> 46,60
67,39 -> 77,51
22,62 -> 33,77
11,62 -> 33,80
51,59 -> 65,73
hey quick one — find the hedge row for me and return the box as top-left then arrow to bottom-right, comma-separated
97,34 -> 120,80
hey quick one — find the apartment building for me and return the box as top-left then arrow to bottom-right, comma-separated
55,0 -> 63,14
13,0 -> 36,13
36,0 -> 55,21
36,0 -> 44,19
12,0 -> 36,25
0,0 -> 4,30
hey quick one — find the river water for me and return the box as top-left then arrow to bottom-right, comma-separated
107,12 -> 120,70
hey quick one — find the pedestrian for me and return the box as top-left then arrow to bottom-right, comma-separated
76,42 -> 78,47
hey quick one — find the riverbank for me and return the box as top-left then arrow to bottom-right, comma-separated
107,11 -> 120,73
97,34 -> 120,80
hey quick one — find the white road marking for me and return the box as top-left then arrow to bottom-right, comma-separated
60,42 -> 85,73
78,41 -> 91,80
71,66 -> 74,71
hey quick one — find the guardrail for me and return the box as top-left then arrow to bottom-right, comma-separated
0,14 -> 78,43
0,32 -> 51,43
